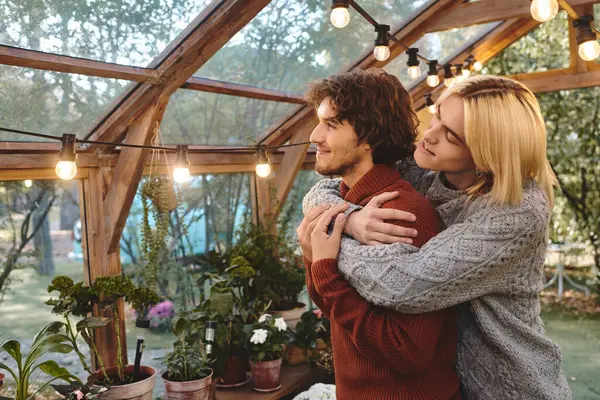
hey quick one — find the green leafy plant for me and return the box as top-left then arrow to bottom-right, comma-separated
163,315 -> 213,382
287,310 -> 330,351
230,219 -> 305,311
0,322 -> 82,400
46,275 -> 158,385
248,314 -> 289,363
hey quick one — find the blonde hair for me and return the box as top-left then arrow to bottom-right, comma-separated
437,75 -> 557,206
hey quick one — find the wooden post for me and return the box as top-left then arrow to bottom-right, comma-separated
78,168 -> 127,370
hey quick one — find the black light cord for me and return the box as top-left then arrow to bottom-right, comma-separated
348,0 -> 438,67
0,126 -> 311,153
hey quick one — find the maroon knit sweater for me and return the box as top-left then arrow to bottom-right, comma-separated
305,164 -> 461,400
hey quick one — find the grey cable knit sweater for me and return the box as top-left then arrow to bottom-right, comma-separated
302,165 -> 571,400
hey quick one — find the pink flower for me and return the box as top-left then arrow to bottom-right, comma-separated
313,309 -> 323,319
74,390 -> 84,400
0,372 -> 4,387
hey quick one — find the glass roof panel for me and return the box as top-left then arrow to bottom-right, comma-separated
0,0 -> 212,67
194,0 -> 435,93
0,64 -> 130,141
160,90 -> 299,145
483,11 -> 570,75
384,22 -> 501,89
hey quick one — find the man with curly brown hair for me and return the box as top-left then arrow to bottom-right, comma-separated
297,68 -> 461,399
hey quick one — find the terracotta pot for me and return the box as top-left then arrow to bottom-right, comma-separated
219,355 -> 249,385
249,358 -> 282,392
308,339 -> 328,359
162,370 -> 213,400
285,344 -> 307,365
271,302 -> 306,328
96,365 -> 156,400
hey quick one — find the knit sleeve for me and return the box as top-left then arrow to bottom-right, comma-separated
302,178 -> 361,216
396,157 -> 436,195
336,194 -> 550,313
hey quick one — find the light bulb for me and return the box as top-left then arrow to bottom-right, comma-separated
24,180 -> 32,188
55,161 -> 77,180
530,0 -> 559,23
373,46 -> 390,61
462,69 -> 471,79
407,66 -> 422,80
428,104 -> 436,114
330,7 -> 350,28
473,61 -> 483,71
444,77 -> 456,88
426,74 -> 440,87
578,40 -> 600,61
456,74 -> 466,83
256,163 -> 271,178
172,167 -> 191,183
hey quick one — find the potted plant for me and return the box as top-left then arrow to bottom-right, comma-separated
0,322 -> 83,400
284,310 -> 329,365
162,316 -> 213,400
247,314 -> 288,392
230,220 -> 306,327
195,251 -> 273,387
46,275 -> 159,399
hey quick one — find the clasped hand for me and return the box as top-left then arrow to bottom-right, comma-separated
296,191 -> 419,263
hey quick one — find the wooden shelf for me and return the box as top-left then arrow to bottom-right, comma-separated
215,364 -> 321,400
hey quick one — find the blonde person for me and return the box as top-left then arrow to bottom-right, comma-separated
299,76 -> 572,399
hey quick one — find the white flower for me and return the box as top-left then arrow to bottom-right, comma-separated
250,329 -> 268,344
274,317 -> 287,331
258,314 -> 272,323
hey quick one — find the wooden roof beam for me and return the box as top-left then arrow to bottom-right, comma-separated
0,45 -> 303,104
86,0 -> 272,151
425,0 -> 599,33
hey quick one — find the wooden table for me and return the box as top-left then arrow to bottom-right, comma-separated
215,364 -> 322,400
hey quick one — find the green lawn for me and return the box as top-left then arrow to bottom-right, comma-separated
541,309 -> 600,400
1,264 -> 599,398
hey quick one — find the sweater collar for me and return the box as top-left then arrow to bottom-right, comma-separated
340,164 -> 401,205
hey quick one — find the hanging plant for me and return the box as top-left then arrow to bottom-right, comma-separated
140,175 -> 171,290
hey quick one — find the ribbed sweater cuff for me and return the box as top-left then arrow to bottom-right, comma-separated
302,256 -> 312,269
311,258 -> 341,296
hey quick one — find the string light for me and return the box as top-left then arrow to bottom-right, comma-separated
172,145 -> 191,183
530,0 -> 559,23
461,59 -> 471,78
443,64 -> 456,88
426,60 -> 440,87
574,16 -> 600,61
255,146 -> 271,178
373,24 -> 391,61
425,94 -> 436,114
330,0 -> 351,28
406,48 -> 421,80
24,180 -> 32,188
455,64 -> 465,83
473,60 -> 483,71
55,134 -> 78,180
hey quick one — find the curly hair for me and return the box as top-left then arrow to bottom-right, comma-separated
305,68 -> 419,165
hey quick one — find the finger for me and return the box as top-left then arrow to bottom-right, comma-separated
331,213 -> 346,238
306,205 -> 329,222
327,202 -> 349,215
314,206 -> 344,234
367,191 -> 400,207
368,232 -> 413,245
372,221 -> 418,238
366,240 -> 384,245
371,208 -> 417,223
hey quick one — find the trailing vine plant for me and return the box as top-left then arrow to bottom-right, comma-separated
140,175 -> 170,291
